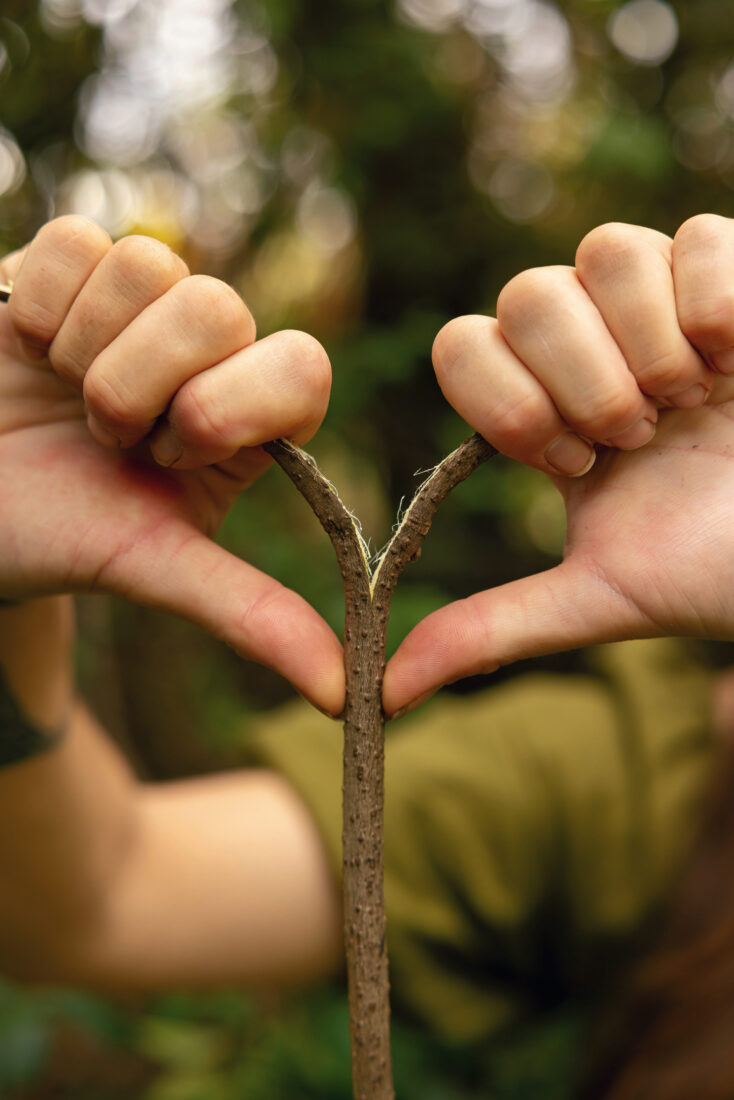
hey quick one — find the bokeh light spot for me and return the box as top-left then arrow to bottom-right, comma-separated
0,131 -> 26,197
396,0 -> 464,35
486,157 -> 554,221
716,62 -> 734,121
40,0 -> 84,36
607,0 -> 678,66
297,186 -> 357,252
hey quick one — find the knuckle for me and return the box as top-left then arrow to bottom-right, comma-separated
110,235 -> 188,290
432,315 -> 486,381
677,295 -> 734,350
489,391 -> 552,450
9,293 -> 58,346
277,329 -> 332,413
83,363 -> 137,425
171,378 -> 227,448
496,267 -> 559,330
574,385 -> 639,438
674,213 -> 731,253
36,214 -> 110,255
48,339 -> 86,386
10,217 -> 112,346
575,222 -> 643,278
634,346 -> 689,392
178,274 -> 256,344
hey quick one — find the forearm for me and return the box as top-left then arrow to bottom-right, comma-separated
0,598 -> 138,964
52,767 -> 344,991
2,734 -> 343,989
0,600 -> 342,989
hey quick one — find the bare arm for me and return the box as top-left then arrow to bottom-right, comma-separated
0,598 -> 342,989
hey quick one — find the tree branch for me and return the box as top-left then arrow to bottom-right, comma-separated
263,431 -> 496,1100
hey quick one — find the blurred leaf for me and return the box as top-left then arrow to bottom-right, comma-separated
0,983 -> 50,1088
144,1070 -> 233,1100
136,1016 -> 229,1073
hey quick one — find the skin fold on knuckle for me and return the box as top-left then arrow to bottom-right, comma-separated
677,295 -> 734,353
633,344 -> 705,395
486,391 -> 558,458
9,293 -> 60,348
568,384 -> 642,441
83,362 -> 143,433
48,336 -> 87,387
169,379 -> 235,454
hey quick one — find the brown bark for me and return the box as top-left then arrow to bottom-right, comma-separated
263,432 -> 496,1100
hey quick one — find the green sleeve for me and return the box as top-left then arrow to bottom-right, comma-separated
246,639 -> 713,1044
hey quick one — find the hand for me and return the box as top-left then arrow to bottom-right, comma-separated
384,214 -> 734,716
0,216 -> 344,715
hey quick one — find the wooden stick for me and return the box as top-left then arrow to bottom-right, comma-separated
264,432 -> 495,1099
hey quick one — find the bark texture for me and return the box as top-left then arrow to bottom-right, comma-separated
263,432 -> 496,1100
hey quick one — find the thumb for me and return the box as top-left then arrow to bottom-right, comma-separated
101,520 -> 345,717
383,559 -> 652,718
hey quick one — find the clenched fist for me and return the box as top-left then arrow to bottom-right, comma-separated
385,215 -> 734,716
0,216 -> 344,715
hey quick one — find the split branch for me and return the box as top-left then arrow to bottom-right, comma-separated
263,431 -> 496,1100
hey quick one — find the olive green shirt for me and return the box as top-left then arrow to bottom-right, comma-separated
247,639 -> 713,1043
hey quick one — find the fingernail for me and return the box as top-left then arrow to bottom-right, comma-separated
150,426 -> 183,468
607,417 -> 657,450
544,433 -> 596,477
392,689 -> 436,721
297,691 -> 340,721
670,384 -> 709,409
87,413 -> 120,448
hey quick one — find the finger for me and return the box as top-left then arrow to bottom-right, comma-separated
100,518 -> 345,716
433,314 -> 597,476
50,235 -> 189,387
382,558 -> 652,718
497,265 -> 659,450
575,223 -> 713,407
148,329 -> 332,472
673,214 -> 734,375
8,216 -> 112,360
83,275 -> 257,448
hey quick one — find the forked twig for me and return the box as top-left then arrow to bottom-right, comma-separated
264,431 -> 496,1100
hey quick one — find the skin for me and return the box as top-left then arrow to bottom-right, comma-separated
383,214 -> 734,716
3,213 -> 734,987
0,216 -> 345,717
0,599 -> 343,987
0,217 -> 346,982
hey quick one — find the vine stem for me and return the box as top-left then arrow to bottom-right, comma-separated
263,432 -> 496,1100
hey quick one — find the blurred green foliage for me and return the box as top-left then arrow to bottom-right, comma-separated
0,978 -> 579,1099
2,0 -> 734,1093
